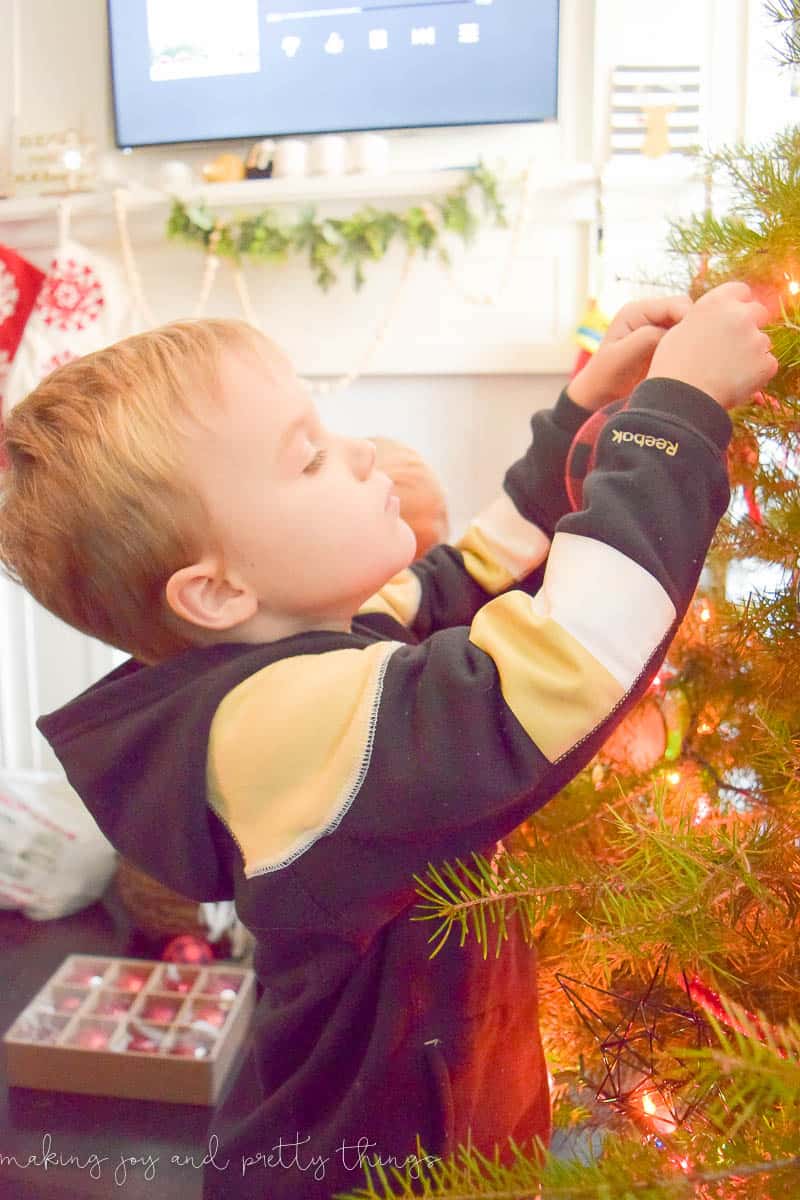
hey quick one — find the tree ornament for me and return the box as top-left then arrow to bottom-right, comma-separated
115,859 -> 251,959
598,685 -> 690,774
601,695 -> 667,773
680,973 -> 788,1052
556,960 -> 711,1136
162,934 -> 216,966
565,398 -> 627,511
565,399 -> 758,518
726,425 -> 763,525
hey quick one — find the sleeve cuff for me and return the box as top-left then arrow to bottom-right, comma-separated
627,378 -> 733,453
553,387 -> 594,437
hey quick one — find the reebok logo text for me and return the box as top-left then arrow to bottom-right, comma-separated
611,429 -> 679,457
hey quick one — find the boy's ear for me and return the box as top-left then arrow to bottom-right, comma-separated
165,559 -> 257,632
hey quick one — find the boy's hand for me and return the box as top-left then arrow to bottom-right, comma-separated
647,281 -> 779,409
566,295 -> 692,413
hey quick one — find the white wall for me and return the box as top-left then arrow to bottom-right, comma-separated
0,0 -> 785,770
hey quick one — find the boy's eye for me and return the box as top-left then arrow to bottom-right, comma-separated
303,448 -> 327,474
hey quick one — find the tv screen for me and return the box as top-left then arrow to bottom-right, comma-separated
107,0 -> 560,148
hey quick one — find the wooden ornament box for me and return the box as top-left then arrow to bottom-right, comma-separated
3,954 -> 256,1105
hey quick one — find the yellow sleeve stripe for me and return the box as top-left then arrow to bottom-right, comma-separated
470,590 -> 626,763
456,492 -> 551,596
468,533 -> 677,763
358,568 -> 422,627
206,640 -> 400,878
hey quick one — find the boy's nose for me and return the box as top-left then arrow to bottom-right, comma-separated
352,437 -> 376,479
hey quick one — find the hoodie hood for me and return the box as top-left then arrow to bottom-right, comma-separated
37,641 -> 314,902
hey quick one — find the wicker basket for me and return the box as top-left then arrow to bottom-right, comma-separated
114,858 -> 256,964
114,858 -> 207,941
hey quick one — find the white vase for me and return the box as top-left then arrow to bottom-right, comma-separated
349,133 -> 390,174
309,135 -> 348,176
272,139 -> 308,178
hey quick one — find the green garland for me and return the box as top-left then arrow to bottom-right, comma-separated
165,162 -> 506,291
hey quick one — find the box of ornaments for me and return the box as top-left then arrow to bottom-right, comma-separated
3,954 -> 256,1105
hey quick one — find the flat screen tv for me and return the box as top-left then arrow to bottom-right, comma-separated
107,0 -> 560,148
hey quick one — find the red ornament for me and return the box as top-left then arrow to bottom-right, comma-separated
162,934 -> 215,965
140,997 -> 181,1024
93,992 -> 135,1017
202,973 -> 242,999
62,963 -> 106,988
565,399 -> 628,510
682,974 -> 785,1053
128,1032 -> 160,1053
53,991 -> 84,1013
73,1025 -> 112,1050
170,1034 -> 211,1059
190,1002 -> 228,1029
160,965 -> 198,994
115,967 -> 151,993
565,397 -> 759,514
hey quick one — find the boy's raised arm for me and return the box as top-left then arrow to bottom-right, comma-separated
357,386 -> 589,636
206,372 -> 730,932
203,285 -> 777,935
357,296 -> 694,640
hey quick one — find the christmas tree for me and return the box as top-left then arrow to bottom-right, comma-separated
337,6 -> 800,1199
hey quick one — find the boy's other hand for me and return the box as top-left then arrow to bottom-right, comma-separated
566,295 -> 692,413
647,281 -> 779,409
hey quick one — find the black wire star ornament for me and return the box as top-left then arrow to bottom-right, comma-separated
555,956 -> 716,1134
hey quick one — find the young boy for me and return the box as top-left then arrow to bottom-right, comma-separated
0,283 -> 776,1199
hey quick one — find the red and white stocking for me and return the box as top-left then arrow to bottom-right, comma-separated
3,238 -> 136,416
0,245 -> 47,416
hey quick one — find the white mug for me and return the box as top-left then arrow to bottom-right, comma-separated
309,135 -> 348,176
349,133 -> 390,174
272,139 -> 308,178
158,159 -> 194,191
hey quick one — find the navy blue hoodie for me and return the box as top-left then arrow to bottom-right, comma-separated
38,381 -> 732,1199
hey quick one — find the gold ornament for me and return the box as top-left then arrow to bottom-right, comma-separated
201,153 -> 246,184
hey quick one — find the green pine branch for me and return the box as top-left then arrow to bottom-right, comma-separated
412,785 -> 800,1010
331,1122 -> 800,1200
681,1001 -> 800,1140
765,1 -> 800,68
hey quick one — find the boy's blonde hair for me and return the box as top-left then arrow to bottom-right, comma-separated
0,319 -> 265,664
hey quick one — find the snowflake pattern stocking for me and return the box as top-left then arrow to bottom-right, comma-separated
3,238 -> 136,417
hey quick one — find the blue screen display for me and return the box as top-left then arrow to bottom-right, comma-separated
107,0 -> 560,147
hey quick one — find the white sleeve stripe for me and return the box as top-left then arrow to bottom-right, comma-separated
530,532 -> 677,688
